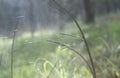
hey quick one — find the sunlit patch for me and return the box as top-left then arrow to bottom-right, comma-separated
21,33 -> 31,38
0,37 -> 11,46
19,29 -> 56,38
34,32 -> 40,37
0,39 -> 4,46
37,29 -> 56,36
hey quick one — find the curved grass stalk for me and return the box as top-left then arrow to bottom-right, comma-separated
47,40 -> 93,75
49,0 -> 96,78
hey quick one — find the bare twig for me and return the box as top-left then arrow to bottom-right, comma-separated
48,0 -> 96,78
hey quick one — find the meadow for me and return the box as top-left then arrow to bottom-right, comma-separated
0,13 -> 120,78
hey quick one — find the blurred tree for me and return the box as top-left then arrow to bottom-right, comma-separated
83,0 -> 95,23
0,0 -> 3,35
56,0 -> 66,31
0,0 -> 20,37
56,0 -> 95,23
0,0 -> 120,37
109,0 -> 120,12
65,0 -> 82,21
105,0 -> 112,13
48,0 -> 66,31
29,0 -> 36,37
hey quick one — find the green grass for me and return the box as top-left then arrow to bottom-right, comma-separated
0,13 -> 120,78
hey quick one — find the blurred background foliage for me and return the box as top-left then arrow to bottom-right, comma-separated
0,0 -> 120,78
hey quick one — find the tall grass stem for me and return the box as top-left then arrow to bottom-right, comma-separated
49,0 -> 96,78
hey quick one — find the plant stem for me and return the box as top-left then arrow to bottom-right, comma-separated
10,18 -> 19,78
49,0 -> 96,78
47,40 -> 93,75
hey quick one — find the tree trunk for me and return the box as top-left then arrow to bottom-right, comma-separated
105,0 -> 112,13
83,0 -> 95,23
29,0 -> 36,37
57,0 -> 65,31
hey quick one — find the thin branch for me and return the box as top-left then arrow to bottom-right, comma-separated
47,40 -> 93,74
10,18 -> 19,78
49,0 -> 96,78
